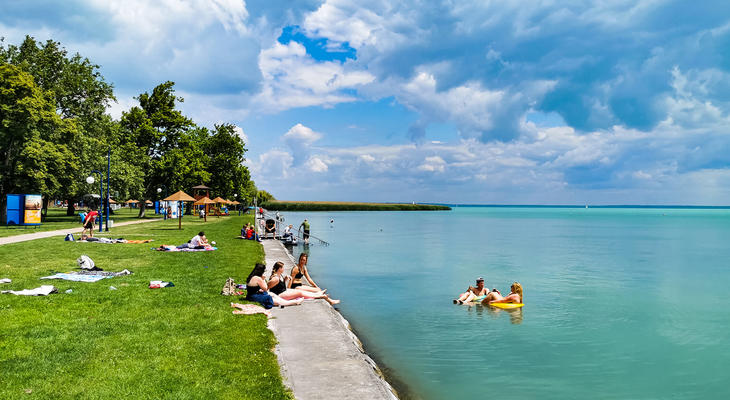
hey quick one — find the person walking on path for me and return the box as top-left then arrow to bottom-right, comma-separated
81,207 -> 99,238
299,219 -> 310,244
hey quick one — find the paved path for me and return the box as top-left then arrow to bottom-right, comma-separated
0,218 -> 163,246
263,239 -> 398,400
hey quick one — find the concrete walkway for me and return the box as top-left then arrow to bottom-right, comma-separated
263,239 -> 398,400
0,218 -> 162,246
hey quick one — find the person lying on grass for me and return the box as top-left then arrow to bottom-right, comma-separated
288,253 -> 340,305
246,263 -> 302,309
454,277 -> 489,304
267,261 -> 336,304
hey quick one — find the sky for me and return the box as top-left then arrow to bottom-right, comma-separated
3,0 -> 730,205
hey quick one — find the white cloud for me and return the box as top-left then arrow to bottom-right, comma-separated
305,157 -> 329,172
417,156 -> 446,172
233,125 -> 249,144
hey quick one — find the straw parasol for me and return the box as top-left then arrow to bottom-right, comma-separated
109,199 -> 117,204
211,197 -> 228,218
125,199 -> 138,204
193,196 -> 216,222
163,190 -> 196,229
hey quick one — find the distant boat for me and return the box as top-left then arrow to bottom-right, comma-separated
585,204 -> 588,209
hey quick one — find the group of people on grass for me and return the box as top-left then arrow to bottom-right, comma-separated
156,231 -> 215,251
245,253 -> 340,309
241,223 -> 261,241
454,277 -> 523,306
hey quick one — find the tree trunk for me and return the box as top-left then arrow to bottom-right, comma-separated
0,196 -> 6,225
41,197 -> 49,222
138,203 -> 146,218
66,199 -> 76,216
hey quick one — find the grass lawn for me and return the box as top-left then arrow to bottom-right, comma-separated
0,214 -> 291,399
0,207 -> 159,238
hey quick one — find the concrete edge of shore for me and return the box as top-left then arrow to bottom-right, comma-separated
262,239 -> 399,400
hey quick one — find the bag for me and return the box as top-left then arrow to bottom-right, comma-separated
65,234 -> 75,241
76,255 -> 95,270
221,277 -> 236,296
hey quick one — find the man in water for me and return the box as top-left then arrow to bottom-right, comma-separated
299,219 -> 310,244
453,277 -> 489,304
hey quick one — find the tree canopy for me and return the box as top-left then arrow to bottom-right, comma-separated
0,36 -> 262,221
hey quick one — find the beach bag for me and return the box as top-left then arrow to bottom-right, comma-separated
221,277 -> 236,296
65,234 -> 75,241
76,255 -> 95,270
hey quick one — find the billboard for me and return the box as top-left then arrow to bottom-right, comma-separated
24,194 -> 42,225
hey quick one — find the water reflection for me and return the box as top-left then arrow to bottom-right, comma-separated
463,304 -> 524,324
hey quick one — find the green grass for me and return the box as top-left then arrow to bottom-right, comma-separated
0,207 -> 159,238
0,214 -> 291,399
261,200 -> 451,211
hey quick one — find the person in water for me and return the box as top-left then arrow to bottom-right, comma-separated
246,263 -> 303,308
268,261 -> 337,304
481,282 -> 523,305
289,253 -> 340,305
454,277 -> 489,304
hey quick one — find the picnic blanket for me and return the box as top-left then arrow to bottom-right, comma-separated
78,238 -> 153,244
153,246 -> 217,252
41,269 -> 132,282
2,285 -> 57,296
231,303 -> 271,317
0,278 -> 11,284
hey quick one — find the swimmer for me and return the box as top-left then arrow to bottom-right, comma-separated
482,282 -> 523,305
454,277 -> 489,304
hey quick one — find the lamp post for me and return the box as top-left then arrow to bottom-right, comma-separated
87,171 -> 103,233
157,185 -> 168,220
105,147 -> 110,232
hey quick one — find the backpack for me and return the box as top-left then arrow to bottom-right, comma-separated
76,255 -> 95,270
65,234 -> 75,241
221,277 -> 236,296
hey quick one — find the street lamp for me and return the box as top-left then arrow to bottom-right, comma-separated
87,171 -> 103,233
157,185 -> 168,219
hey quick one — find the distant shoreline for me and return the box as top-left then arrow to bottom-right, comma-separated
436,204 -> 730,209
261,201 -> 451,211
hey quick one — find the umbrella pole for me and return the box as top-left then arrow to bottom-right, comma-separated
178,201 -> 182,230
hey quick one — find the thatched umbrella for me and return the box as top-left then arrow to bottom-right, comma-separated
211,197 -> 228,218
193,196 -> 216,222
230,200 -> 240,215
163,190 -> 196,229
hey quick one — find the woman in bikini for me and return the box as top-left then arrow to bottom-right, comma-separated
267,262 -> 339,305
244,263 -> 303,309
481,282 -> 523,305
289,253 -> 340,304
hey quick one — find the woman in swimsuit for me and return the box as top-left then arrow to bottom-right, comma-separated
481,282 -> 523,305
267,262 -> 339,305
246,263 -> 303,308
288,253 -> 340,304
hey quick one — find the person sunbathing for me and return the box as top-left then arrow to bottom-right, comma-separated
246,263 -> 302,308
454,277 -> 489,304
289,253 -> 340,305
267,262 -> 336,304
481,282 -> 523,305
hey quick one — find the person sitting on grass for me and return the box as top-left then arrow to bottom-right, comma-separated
454,277 -> 489,304
481,282 -> 523,305
289,253 -> 340,305
267,261 -> 335,303
190,231 -> 210,249
246,263 -> 302,309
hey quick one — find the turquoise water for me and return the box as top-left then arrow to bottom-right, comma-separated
282,207 -> 730,399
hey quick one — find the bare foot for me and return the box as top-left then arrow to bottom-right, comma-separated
326,298 -> 341,305
296,298 -> 304,305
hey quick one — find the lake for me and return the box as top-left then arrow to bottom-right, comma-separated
280,207 -> 730,399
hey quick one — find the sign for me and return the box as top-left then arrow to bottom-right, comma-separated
24,194 -> 42,225
6,194 -> 23,225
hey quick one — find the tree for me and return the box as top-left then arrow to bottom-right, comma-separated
204,123 -> 253,201
0,64 -> 79,221
257,190 -> 275,205
119,81 -> 200,216
1,36 -> 119,217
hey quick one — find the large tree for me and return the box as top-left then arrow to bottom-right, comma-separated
1,36 -> 126,217
0,64 -> 78,221
204,123 -> 253,201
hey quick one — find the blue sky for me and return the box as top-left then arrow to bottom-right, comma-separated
3,0 -> 730,204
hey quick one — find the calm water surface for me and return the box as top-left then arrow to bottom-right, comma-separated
282,207 -> 730,399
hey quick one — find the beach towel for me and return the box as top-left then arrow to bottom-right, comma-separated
79,238 -> 153,244
40,270 -> 132,282
0,278 -> 11,284
231,303 -> 272,317
2,285 -> 57,296
153,246 -> 217,252
149,280 -> 174,289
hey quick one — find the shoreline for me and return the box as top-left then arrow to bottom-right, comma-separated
262,239 -> 398,399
